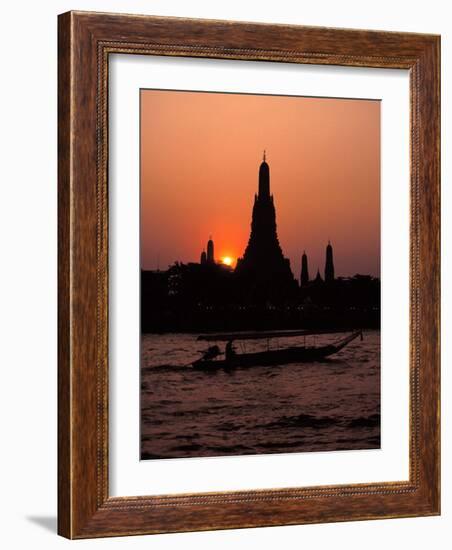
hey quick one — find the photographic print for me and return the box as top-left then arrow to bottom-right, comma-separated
140,89 -> 381,460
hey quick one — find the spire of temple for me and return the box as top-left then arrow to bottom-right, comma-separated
258,151 -> 270,198
235,155 -> 296,302
314,268 -> 323,284
200,250 -> 207,264
300,251 -> 309,286
325,241 -> 335,282
207,237 -> 215,264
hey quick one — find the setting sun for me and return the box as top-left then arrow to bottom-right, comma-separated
221,256 -> 234,267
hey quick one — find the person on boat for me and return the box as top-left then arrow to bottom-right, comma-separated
201,345 -> 220,362
225,340 -> 236,362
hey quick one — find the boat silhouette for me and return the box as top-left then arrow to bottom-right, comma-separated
192,329 -> 363,370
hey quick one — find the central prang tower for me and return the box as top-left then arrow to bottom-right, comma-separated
235,152 -> 296,301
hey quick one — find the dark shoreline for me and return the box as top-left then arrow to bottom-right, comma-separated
141,306 -> 380,334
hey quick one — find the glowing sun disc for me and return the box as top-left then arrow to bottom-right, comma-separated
221,256 -> 234,266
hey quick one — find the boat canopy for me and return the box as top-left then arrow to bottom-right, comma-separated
197,328 -> 352,342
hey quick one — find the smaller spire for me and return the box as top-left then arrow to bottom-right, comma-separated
314,268 -> 323,284
207,237 -> 214,264
263,149 -> 266,162
325,241 -> 335,282
300,250 -> 309,286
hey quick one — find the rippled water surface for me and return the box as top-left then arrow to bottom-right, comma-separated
141,331 -> 380,459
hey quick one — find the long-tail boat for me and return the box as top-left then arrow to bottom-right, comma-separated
192,329 -> 363,371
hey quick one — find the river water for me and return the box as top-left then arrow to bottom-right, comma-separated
141,330 -> 380,459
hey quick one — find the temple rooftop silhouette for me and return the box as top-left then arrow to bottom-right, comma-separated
235,151 -> 297,301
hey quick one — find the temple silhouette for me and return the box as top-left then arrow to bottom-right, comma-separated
300,242 -> 336,286
141,153 -> 380,332
300,251 -> 309,286
325,241 -> 335,283
200,237 -> 215,265
235,151 -> 297,301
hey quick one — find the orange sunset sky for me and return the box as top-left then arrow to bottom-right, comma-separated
140,90 -> 380,278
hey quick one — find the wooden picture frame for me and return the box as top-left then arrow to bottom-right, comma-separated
58,11 -> 440,539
